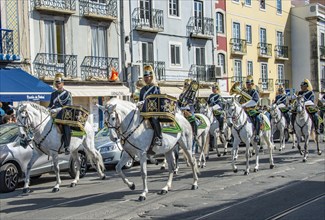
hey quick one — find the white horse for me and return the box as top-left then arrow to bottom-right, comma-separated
98,98 -> 200,201
15,102 -> 105,193
198,102 -> 230,157
225,98 -> 274,175
293,96 -> 321,162
269,103 -> 288,151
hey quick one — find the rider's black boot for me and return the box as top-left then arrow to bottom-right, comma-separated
63,125 -> 71,155
150,118 -> 162,146
218,115 -> 224,134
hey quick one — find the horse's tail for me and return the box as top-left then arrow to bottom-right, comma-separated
86,147 -> 105,172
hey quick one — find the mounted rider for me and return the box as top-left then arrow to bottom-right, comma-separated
318,89 -> 325,135
138,65 -> 162,147
48,73 -> 72,154
274,85 -> 290,128
207,83 -> 224,134
178,79 -> 199,141
291,79 -> 320,134
242,76 -> 261,143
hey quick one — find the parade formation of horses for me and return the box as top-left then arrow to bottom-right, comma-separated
15,101 -> 105,193
198,101 -> 230,157
98,98 -> 200,201
292,96 -> 321,162
224,98 -> 275,175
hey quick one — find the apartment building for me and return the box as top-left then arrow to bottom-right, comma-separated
225,0 -> 292,105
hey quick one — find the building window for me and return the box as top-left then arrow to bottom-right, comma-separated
277,64 -> 284,82
232,0 -> 239,3
195,47 -> 205,65
216,12 -> 224,34
45,20 -> 65,55
276,0 -> 282,14
261,63 -> 268,90
246,25 -> 252,44
321,32 -> 325,46
91,26 -> 107,57
170,44 -> 181,65
234,60 -> 242,82
90,0 -> 106,3
142,42 -> 154,63
245,0 -> 251,6
218,53 -> 225,74
260,0 -> 265,10
169,0 -> 179,17
247,61 -> 253,76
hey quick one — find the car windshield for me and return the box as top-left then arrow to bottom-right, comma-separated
95,127 -> 110,138
0,124 -> 18,145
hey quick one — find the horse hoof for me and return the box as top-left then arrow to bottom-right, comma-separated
191,185 -> 198,190
292,145 -> 295,149
138,196 -> 146,201
52,188 -> 60,193
217,154 -> 221,157
270,164 -> 275,169
299,151 -> 303,156
223,152 -> 227,156
233,169 -> 238,173
22,188 -> 32,194
158,190 -> 168,195
244,171 -> 249,175
70,183 -> 76,187
205,156 -> 209,160
318,151 -> 322,156
303,159 -> 307,162
279,148 -> 282,152
254,168 -> 258,172
173,171 -> 178,175
160,166 -> 165,170
130,183 -> 135,191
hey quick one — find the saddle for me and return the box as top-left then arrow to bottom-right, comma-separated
195,114 -> 207,129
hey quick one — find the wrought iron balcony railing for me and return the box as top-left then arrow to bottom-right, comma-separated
34,0 -> 76,14
189,64 -> 216,82
34,53 -> 77,79
230,38 -> 247,55
0,29 -> 20,61
81,56 -> 119,80
79,0 -> 117,21
132,8 -> 164,32
187,17 -> 214,39
258,78 -> 274,92
320,46 -> 325,60
136,60 -> 166,81
275,79 -> 289,89
275,45 -> 289,60
321,78 -> 325,90
258,42 -> 272,58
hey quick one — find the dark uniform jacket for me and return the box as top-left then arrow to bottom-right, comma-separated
247,89 -> 260,103
48,89 -> 72,109
207,93 -> 223,109
139,85 -> 160,112
298,90 -> 315,103
275,94 -> 286,105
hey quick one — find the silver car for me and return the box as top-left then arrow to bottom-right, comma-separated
0,123 -> 87,193
95,127 -> 134,169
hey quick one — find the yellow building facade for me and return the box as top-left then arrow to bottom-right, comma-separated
225,0 -> 292,105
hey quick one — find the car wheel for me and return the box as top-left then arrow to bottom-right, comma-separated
0,163 -> 19,193
123,158 -> 134,169
69,152 -> 87,179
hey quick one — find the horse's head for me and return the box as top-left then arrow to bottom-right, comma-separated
15,103 -> 35,147
295,95 -> 305,115
269,103 -> 278,117
199,102 -> 208,115
97,103 -> 119,142
224,97 -> 236,126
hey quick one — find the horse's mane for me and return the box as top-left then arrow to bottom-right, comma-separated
108,98 -> 136,115
20,101 -> 49,115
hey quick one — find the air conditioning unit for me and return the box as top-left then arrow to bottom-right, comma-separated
215,66 -> 222,78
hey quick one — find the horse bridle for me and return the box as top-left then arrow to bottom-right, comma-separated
270,106 -> 281,124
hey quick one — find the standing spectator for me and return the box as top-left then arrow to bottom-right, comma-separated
0,102 -> 5,125
2,115 -> 13,124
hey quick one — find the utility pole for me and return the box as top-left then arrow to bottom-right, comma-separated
120,0 -> 126,81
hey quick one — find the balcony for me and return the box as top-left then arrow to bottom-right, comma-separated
274,45 -> 289,60
275,79 -> 289,89
320,46 -> 325,60
79,0 -> 117,21
34,53 -> 77,79
132,8 -> 164,32
0,29 -> 20,62
33,0 -> 76,14
189,64 -> 216,82
81,56 -> 119,81
230,38 -> 247,56
187,17 -> 214,39
136,60 -> 166,81
257,42 -> 272,58
258,78 -> 274,92
230,76 -> 247,88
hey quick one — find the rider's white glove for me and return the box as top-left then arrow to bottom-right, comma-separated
136,101 -> 145,108
50,108 -> 62,114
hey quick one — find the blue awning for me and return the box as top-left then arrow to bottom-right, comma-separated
0,68 -> 54,102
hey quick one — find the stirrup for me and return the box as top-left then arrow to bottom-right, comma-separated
64,148 -> 70,155
154,137 -> 162,146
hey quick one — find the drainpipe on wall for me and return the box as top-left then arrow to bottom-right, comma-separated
120,0 -> 126,82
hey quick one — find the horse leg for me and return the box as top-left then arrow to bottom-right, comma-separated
160,158 -> 167,170
51,153 -> 61,192
174,145 -> 180,174
271,124 -> 276,150
315,133 -> 322,155
116,151 -> 135,190
279,127 -> 285,151
244,140 -> 251,175
23,151 -> 41,193
232,138 -> 240,173
159,150 -> 174,195
84,136 -> 105,179
138,152 -> 149,201
303,135 -> 309,162
264,131 -> 275,169
204,133 -> 210,161
215,131 -> 221,157
69,149 -> 80,187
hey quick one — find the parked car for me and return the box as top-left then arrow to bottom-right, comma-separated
0,123 -> 87,193
94,127 -> 134,169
